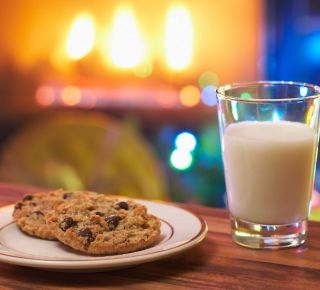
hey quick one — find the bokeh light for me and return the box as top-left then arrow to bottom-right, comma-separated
201,85 -> 217,106
179,85 -> 201,107
61,86 -> 82,106
108,7 -> 145,68
240,92 -> 252,100
199,124 -> 222,167
158,126 -> 176,146
66,13 -> 95,60
165,4 -> 193,70
35,86 -> 55,107
305,32 -> 320,64
198,71 -> 219,89
175,132 -> 197,152
170,149 -> 193,170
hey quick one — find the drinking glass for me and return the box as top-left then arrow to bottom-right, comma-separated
216,81 -> 320,249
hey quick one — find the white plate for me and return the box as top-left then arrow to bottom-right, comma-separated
0,200 -> 207,271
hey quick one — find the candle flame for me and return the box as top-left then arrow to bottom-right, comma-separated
66,13 -> 95,60
108,7 -> 145,68
165,5 -> 193,70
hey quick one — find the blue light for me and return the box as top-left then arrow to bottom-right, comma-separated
305,33 -> 320,64
201,85 -> 217,107
159,126 -> 175,144
175,132 -> 197,152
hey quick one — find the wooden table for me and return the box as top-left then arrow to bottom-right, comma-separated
1,183 -> 320,289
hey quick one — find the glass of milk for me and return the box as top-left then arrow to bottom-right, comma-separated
216,81 -> 320,249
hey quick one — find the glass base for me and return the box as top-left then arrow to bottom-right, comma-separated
231,216 -> 307,249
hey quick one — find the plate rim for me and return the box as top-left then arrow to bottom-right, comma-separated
0,200 -> 208,270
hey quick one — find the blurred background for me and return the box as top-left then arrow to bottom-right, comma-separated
1,0 -> 320,217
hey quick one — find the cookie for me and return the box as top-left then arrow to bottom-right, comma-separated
13,189 -> 98,240
46,195 -> 161,255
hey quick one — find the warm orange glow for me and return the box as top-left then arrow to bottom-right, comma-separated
35,86 -> 55,106
179,85 -> 200,107
66,13 -> 95,60
107,7 -> 145,68
0,1 -> 261,83
61,86 -> 82,106
165,4 -> 193,70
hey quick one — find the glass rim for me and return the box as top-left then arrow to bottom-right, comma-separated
216,81 -> 320,103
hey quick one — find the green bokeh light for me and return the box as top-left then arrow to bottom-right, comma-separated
240,92 -> 252,99
198,71 -> 219,89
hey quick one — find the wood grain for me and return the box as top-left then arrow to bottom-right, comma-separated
1,183 -> 320,289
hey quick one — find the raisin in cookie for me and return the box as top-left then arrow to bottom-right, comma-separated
46,195 -> 161,255
13,189 -> 98,240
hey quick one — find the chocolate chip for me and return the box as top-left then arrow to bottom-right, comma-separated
105,215 -> 121,230
117,201 -> 129,210
59,217 -> 76,231
78,228 -> 94,242
14,202 -> 22,210
78,228 -> 95,249
23,195 -> 33,201
31,202 -> 37,206
34,210 -> 44,216
63,192 -> 73,199
95,211 -> 105,217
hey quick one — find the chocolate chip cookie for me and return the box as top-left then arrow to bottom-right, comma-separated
13,189 -> 98,240
46,195 -> 161,254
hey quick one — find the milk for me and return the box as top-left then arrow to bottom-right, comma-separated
223,121 -> 317,224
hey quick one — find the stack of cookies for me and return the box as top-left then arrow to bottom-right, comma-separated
13,190 -> 161,255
